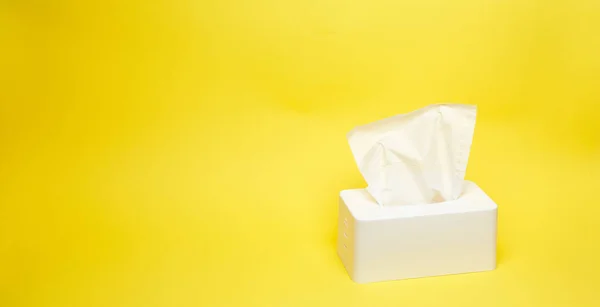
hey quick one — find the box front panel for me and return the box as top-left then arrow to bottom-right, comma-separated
353,208 -> 497,283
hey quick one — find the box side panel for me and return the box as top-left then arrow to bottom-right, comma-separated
337,196 -> 356,281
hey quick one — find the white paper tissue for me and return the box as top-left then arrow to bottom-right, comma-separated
347,104 -> 477,206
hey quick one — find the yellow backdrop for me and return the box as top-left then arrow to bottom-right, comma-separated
1,1 -> 599,306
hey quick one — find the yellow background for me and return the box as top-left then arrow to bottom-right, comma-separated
1,1 -> 599,306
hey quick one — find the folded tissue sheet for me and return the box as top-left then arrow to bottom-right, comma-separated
338,104 -> 498,283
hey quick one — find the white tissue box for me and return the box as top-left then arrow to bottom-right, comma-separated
337,181 -> 497,284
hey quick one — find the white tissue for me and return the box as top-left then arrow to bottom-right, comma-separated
347,104 -> 477,206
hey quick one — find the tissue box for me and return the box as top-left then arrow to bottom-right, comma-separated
337,181 -> 497,284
